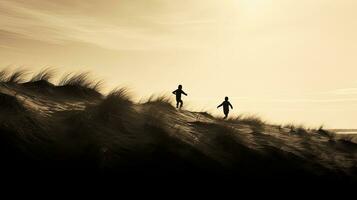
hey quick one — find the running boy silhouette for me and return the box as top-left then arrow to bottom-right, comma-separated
172,85 -> 187,109
217,97 -> 233,119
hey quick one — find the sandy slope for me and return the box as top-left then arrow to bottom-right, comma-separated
0,82 -> 357,183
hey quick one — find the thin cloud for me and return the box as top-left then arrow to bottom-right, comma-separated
0,0 -> 210,50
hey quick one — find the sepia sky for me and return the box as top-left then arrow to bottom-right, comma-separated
1,0 -> 357,128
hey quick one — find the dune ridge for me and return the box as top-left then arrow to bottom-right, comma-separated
0,68 -> 356,183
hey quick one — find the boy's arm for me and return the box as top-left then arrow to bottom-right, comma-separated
229,102 -> 233,109
172,89 -> 177,94
217,103 -> 223,108
182,90 -> 187,96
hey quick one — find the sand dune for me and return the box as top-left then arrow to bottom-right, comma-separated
0,70 -> 356,184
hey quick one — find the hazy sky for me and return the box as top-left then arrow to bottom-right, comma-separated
1,0 -> 357,128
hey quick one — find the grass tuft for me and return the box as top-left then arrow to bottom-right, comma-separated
91,88 -> 133,122
143,95 -> 173,107
228,114 -> 265,127
0,68 -> 29,83
106,88 -> 132,103
58,72 -> 103,93
0,68 -> 9,82
30,68 -> 56,82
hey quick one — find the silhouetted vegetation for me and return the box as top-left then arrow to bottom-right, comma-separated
143,94 -> 173,108
58,72 -> 103,93
228,114 -> 265,127
0,68 -> 28,83
30,68 -> 56,82
0,68 -> 8,82
0,68 -> 356,185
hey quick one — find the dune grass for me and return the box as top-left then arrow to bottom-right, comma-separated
0,68 -> 341,137
283,123 -> 309,134
0,68 -> 28,83
58,72 -> 103,93
1,68 -> 357,182
101,88 -> 133,109
0,68 -> 335,139
227,114 -> 265,127
0,68 -> 8,82
7,69 -> 28,83
194,111 -> 216,120
0,68 -> 107,99
84,88 -> 134,123
143,94 -> 173,108
30,68 -> 56,82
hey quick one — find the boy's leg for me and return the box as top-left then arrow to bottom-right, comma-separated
180,100 -> 183,108
176,100 -> 179,108
224,111 -> 229,119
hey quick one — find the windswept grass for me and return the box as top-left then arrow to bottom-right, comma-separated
284,123 -> 308,134
228,114 -> 265,127
105,88 -> 132,105
318,125 -> 325,132
194,111 -> 216,120
1,69 -> 357,183
0,68 -> 28,83
143,94 -> 173,108
58,72 -> 103,93
0,68 -> 9,82
7,69 -> 28,83
90,88 -> 133,120
316,125 -> 332,136
30,68 -> 56,82
0,68 -> 106,99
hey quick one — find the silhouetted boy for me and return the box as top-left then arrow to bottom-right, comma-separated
217,97 -> 233,119
172,85 -> 187,109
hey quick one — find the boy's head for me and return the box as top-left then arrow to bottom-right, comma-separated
178,85 -> 182,89
225,96 -> 229,101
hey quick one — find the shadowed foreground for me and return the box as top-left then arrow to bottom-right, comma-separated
0,70 -> 357,185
